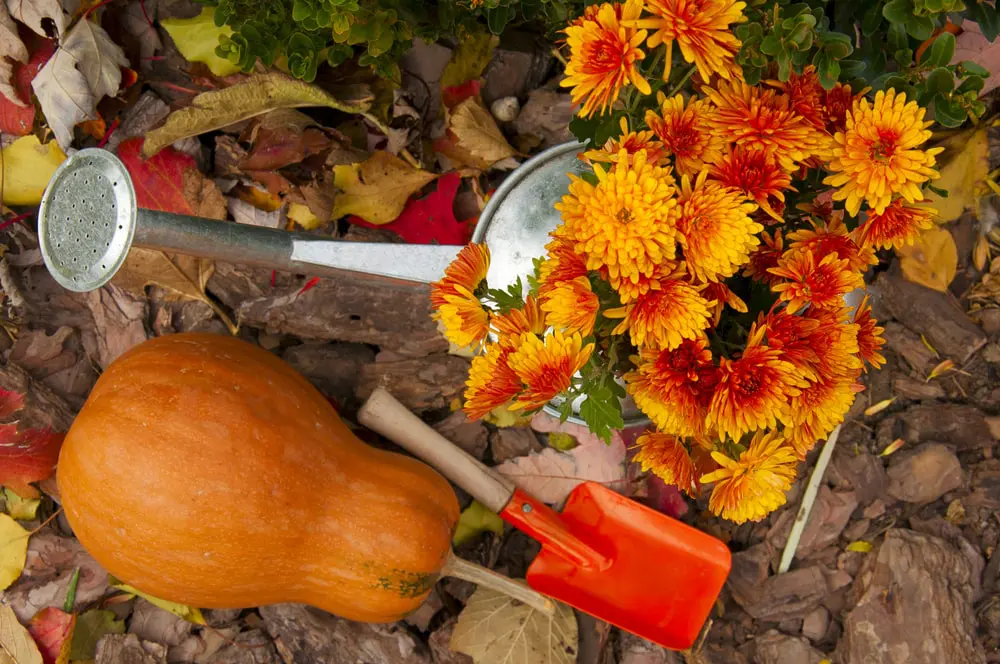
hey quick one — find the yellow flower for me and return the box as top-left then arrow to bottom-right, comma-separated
561,0 -> 651,118
430,243 -> 490,309
538,237 -> 590,296
675,170 -> 762,283
701,281 -> 748,326
645,93 -> 726,176
634,432 -> 699,496
582,117 -> 668,165
625,339 -> 718,438
853,294 -> 887,372
786,217 -> 877,273
769,249 -> 865,314
823,89 -> 943,216
853,198 -> 937,250
704,80 -> 831,170
464,344 -> 522,420
786,372 -> 861,458
541,276 -> 600,336
555,149 -> 680,288
633,0 -> 746,82
700,429 -> 799,524
436,295 -> 491,350
508,331 -> 595,411
491,295 -> 547,349
607,269 -> 715,349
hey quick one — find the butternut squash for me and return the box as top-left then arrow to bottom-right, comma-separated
57,333 -> 460,622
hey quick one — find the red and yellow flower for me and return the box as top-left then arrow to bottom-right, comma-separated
508,331 -> 595,411
853,294 -> 887,371
769,249 -> 865,313
743,230 -> 785,286
464,344 -> 522,420
786,372 -> 862,458
541,276 -> 601,336
767,65 -> 825,130
492,295 -> 547,348
607,269 -> 715,349
430,244 -> 492,349
538,238 -> 589,296
785,217 -> 877,272
853,199 -> 937,250
634,432 -> 700,496
702,281 -> 748,325
645,93 -> 726,176
626,338 -> 718,438
582,117 -> 668,165
709,145 -> 792,222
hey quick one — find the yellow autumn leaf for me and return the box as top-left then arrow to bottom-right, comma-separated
453,501 -> 505,547
880,438 -> 906,457
0,514 -> 29,591
161,7 -> 240,77
864,398 -> 895,417
330,151 -> 437,225
924,126 -> 989,223
3,488 -> 40,521
1,136 -> 66,205
110,580 -> 206,625
0,604 -> 43,664
446,97 -> 518,171
288,202 -> 321,230
440,30 -> 499,90
846,541 -> 873,553
897,227 -> 958,292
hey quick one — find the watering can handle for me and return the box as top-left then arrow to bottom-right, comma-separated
358,387 -> 517,513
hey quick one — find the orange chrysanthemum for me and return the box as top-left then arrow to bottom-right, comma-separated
633,0 -> 746,82
823,82 -> 860,134
709,145 -> 792,222
743,230 -> 784,286
853,199 -> 937,250
538,237 -> 589,296
785,217 -> 877,272
430,243 -> 490,309
492,295 -> 547,349
704,81 -> 830,170
702,281 -> 748,325
508,331 -> 594,411
786,373 -> 861,458
541,276 -> 600,336
675,170 -> 762,283
707,327 -> 807,441
555,149 -> 680,287
853,294 -> 886,371
700,429 -> 799,523
759,309 -> 822,380
626,338 -> 718,438
634,432 -> 699,496
609,265 -> 669,304
645,93 -> 726,176
582,117 -> 668,165
607,271 -> 715,349
767,65 -> 825,129
464,344 -> 522,420
823,89 -> 943,216
803,304 -> 862,377
561,0 -> 652,117
769,250 -> 865,313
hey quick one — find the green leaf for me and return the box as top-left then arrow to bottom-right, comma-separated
820,31 -> 854,58
162,7 -> 241,77
925,66 -> 955,94
578,386 -> 624,444
441,29 -> 499,90
887,22 -> 909,53
922,32 -> 955,67
111,579 -> 207,624
933,96 -> 967,127
760,34 -> 782,55
486,5 -> 513,34
959,61 -> 990,77
883,0 -> 913,24
862,2 -> 883,35
3,488 -> 39,520
905,14 -> 935,40
926,183 -> 949,197
894,48 -> 913,67
487,278 -> 525,314
958,75 -> 985,94
548,432 -> 579,451
452,501 -> 505,546
69,610 -> 125,661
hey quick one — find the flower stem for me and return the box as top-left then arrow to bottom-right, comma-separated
666,65 -> 697,97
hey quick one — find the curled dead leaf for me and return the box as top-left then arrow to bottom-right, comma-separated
330,151 -> 438,225
439,97 -> 519,171
0,603 -> 43,664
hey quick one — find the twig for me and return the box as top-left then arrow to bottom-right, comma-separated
778,423 -> 843,574
666,66 -> 697,97
550,47 -> 568,68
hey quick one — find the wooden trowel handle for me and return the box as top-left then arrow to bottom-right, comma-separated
358,388 -> 516,514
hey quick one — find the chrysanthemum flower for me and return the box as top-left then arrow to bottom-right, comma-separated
700,429 -> 799,523
786,217 -> 877,272
538,237 -> 589,296
853,294 -> 887,371
541,276 -> 600,336
607,271 -> 715,349
823,89 -> 944,216
561,0 -> 651,118
759,310 -> 821,380
634,432 -> 699,495
803,304 -> 862,377
435,296 -> 491,350
709,145 -> 792,222
492,295 -> 547,349
853,199 -> 937,250
767,65 -> 825,130
707,327 -> 807,441
675,170 -> 762,283
430,243 -> 490,309
464,344 -> 522,420
743,230 -> 784,286
508,331 -> 594,411
625,339 -> 718,438
704,81 -> 831,170
609,265 -> 668,304
786,373 -> 862,458
582,117 -> 668,165
823,82 -> 861,134
702,281 -> 748,325
556,149 -> 680,287
769,250 -> 865,313
645,93 -> 726,176
632,0 -> 746,83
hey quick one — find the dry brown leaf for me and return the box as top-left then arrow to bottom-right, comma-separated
0,4 -> 27,106
953,21 -> 1000,96
897,227 -> 958,292
451,584 -> 577,664
330,151 -> 437,224
0,603 -> 43,664
446,97 -> 518,170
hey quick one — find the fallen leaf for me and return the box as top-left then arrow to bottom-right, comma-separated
451,584 -> 577,664
0,135 -> 66,205
68,610 -> 124,661
974,234 -> 990,271
452,501 -> 505,547
0,514 -> 29,591
0,383 -> 64,498
924,126 -> 989,223
0,35 -> 54,136
0,3 -> 27,105
864,398 -> 895,417
897,227 -> 958,292
880,438 -> 906,456
142,73 -> 371,157
920,334 -> 940,358
27,608 -> 74,664
348,171 -> 474,244
440,31 -> 498,91
227,196 -> 284,228
330,151 -> 438,225
3,488 -> 39,521
442,97 -> 518,171
495,415 -> 628,505
122,0 -> 160,66
952,20 -> 1000,96
288,202 -> 320,229
845,540 -> 873,553
160,6 -> 239,77
32,17 -> 128,149
0,603 -> 43,664
5,0 -> 68,37
241,109 -> 331,171
926,358 -> 956,381
548,432 -> 578,451
946,498 -> 965,524
110,580 -> 205,625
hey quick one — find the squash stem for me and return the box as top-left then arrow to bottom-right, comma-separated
442,551 -> 555,615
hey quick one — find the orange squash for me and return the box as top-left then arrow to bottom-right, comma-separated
57,333 -> 460,622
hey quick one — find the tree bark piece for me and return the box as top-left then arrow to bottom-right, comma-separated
356,354 -> 470,412
95,634 -> 167,664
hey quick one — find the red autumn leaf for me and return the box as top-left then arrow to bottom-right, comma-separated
0,35 -> 55,136
28,607 -> 76,664
0,385 -> 64,499
117,137 -> 199,214
348,172 -> 475,245
0,388 -> 24,420
442,79 -> 481,110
